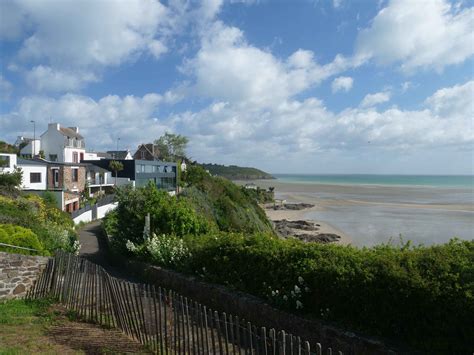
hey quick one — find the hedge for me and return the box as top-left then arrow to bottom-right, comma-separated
0,224 -> 46,255
178,234 -> 473,352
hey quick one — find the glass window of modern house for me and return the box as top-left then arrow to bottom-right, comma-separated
145,165 -> 153,173
73,152 -> 78,163
0,155 -> 10,167
49,154 -> 58,161
72,168 -> 79,182
30,172 -> 41,183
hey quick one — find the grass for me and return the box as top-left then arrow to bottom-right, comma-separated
0,298 -> 151,354
0,298 -> 83,354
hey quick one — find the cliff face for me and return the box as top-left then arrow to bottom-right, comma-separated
200,163 -> 274,180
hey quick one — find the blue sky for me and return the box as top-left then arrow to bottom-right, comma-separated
0,0 -> 473,174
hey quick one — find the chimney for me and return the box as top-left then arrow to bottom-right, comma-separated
48,123 -> 60,131
69,127 -> 79,133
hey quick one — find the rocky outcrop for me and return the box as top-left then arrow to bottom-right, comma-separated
273,219 -> 341,243
0,252 -> 50,300
269,203 -> 315,211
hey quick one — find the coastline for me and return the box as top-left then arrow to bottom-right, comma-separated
236,179 -> 474,246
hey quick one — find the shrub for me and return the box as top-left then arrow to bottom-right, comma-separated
179,234 -> 473,353
0,224 -> 46,255
107,183 -> 211,252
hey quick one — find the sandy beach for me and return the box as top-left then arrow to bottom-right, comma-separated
237,179 -> 474,246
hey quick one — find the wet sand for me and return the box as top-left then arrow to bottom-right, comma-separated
237,180 -> 474,246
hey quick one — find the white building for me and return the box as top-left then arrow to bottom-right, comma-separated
16,158 -> 48,190
0,153 -> 17,173
19,139 -> 41,158
40,123 -> 86,163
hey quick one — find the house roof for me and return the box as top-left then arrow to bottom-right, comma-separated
16,158 -> 48,166
136,144 -> 160,159
106,150 -> 130,159
59,127 -> 83,139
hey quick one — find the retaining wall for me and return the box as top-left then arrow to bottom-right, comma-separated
0,252 -> 50,300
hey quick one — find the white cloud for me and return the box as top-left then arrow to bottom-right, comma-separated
425,80 -> 473,118
0,75 -> 13,100
333,0 -> 343,9
332,76 -> 353,93
0,93 -> 166,150
1,81 -> 471,164
356,0 -> 474,72
185,22 -> 356,107
360,91 -> 391,107
25,66 -> 99,92
0,0 -> 28,41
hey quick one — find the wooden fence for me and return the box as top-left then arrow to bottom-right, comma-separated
28,251 -> 341,355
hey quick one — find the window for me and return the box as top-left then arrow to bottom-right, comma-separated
30,172 -> 41,183
49,154 -> 58,162
72,168 -> 79,182
0,155 -> 10,168
73,152 -> 78,163
141,150 -> 146,159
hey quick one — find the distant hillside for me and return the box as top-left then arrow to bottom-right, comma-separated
200,163 -> 274,180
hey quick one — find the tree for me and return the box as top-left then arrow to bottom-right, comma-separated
154,132 -> 189,161
109,160 -> 124,186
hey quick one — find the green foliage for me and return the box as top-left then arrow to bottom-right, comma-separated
0,141 -> 18,154
41,191 -> 57,207
200,163 -> 274,180
0,224 -> 46,255
0,192 -> 78,254
177,234 -> 473,353
0,167 -> 23,190
104,182 -> 211,252
182,165 -> 273,234
154,132 -> 188,161
243,186 -> 274,203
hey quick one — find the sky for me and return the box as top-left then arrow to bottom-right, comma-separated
0,0 -> 473,175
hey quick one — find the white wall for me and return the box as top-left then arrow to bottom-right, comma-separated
64,147 -> 86,163
84,152 -> 100,160
41,124 -> 66,162
73,210 -> 93,224
0,153 -> 17,173
97,202 -> 118,219
19,140 -> 41,157
72,202 -> 118,224
18,164 -> 47,190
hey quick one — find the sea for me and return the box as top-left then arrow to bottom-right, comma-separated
274,174 -> 474,189
271,174 -> 474,246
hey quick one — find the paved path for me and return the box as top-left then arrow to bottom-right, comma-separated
77,220 -> 137,281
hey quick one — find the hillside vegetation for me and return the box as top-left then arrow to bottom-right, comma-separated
181,165 -> 273,233
200,163 -> 274,180
0,190 -> 80,255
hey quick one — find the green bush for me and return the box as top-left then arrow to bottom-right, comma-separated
0,193 -> 78,254
177,234 -> 473,353
107,182 -> 211,252
0,224 -> 46,255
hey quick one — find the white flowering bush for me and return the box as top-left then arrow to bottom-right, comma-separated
145,233 -> 189,266
264,275 -> 310,311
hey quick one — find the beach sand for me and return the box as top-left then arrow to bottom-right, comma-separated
237,180 -> 474,246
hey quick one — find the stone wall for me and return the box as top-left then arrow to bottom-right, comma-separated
110,254 -> 401,354
0,252 -> 50,300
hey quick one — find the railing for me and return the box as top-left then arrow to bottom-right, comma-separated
0,242 -> 41,254
28,251 -> 341,354
70,194 -> 115,218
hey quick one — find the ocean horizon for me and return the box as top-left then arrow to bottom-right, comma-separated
272,174 -> 474,189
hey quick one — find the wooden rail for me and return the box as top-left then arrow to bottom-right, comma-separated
28,251 -> 341,354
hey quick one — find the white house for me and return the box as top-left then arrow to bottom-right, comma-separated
16,158 -> 48,190
0,153 -> 17,173
40,123 -> 86,163
19,139 -> 41,158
